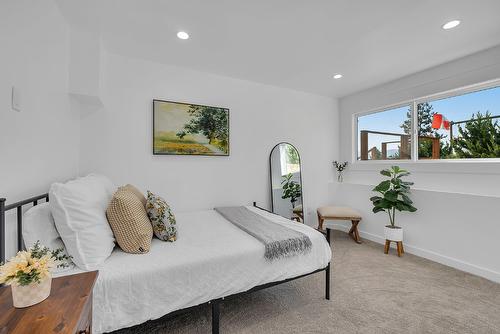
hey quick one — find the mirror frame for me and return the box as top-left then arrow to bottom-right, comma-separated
269,142 -> 304,222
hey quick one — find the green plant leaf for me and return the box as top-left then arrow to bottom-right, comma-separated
401,194 -> 413,204
391,178 -> 401,186
377,198 -> 394,209
384,190 -> 399,202
374,180 -> 391,193
380,169 -> 391,177
395,202 -> 408,211
407,204 -> 417,212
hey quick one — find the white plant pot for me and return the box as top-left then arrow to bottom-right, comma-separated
11,276 -> 52,308
384,225 -> 403,242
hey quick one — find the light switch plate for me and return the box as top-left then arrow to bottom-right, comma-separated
12,86 -> 21,112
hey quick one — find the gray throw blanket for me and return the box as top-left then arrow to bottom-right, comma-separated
215,206 -> 312,261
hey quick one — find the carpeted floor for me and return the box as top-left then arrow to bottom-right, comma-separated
113,230 -> 500,334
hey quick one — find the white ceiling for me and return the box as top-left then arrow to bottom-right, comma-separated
58,0 -> 500,98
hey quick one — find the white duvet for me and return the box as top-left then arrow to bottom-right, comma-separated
61,206 -> 332,333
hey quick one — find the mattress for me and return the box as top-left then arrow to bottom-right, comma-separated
60,206 -> 332,333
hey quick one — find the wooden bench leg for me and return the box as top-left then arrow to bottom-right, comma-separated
384,240 -> 390,254
348,220 -> 362,244
317,213 -> 324,230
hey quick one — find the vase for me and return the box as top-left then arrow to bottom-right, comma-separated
337,171 -> 344,182
384,225 -> 403,242
11,275 -> 52,308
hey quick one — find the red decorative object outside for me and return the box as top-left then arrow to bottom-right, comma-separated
432,113 -> 443,129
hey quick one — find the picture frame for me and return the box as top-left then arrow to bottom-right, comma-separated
153,99 -> 230,156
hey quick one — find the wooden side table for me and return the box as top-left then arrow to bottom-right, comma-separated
0,271 -> 98,334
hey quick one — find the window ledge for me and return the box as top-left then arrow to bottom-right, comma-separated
349,159 -> 500,175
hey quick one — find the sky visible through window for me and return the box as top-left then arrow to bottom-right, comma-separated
357,85 -> 500,159
358,106 -> 408,157
430,86 -> 500,142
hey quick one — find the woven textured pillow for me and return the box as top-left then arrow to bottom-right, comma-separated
107,187 -> 153,253
146,191 -> 177,242
123,184 -> 147,208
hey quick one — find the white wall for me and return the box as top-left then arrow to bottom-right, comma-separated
336,46 -> 500,282
0,0 -> 80,257
79,51 -> 339,225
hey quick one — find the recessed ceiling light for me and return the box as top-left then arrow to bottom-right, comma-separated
333,74 -> 343,79
442,20 -> 461,30
177,31 -> 189,40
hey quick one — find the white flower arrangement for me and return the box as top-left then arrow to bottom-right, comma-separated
0,241 -> 71,286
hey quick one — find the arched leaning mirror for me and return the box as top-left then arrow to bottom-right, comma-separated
269,142 -> 304,223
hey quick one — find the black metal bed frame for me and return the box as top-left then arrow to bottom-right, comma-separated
0,196 -> 331,334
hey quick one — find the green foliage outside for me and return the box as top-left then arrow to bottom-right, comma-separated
370,166 -> 417,227
454,111 -> 500,158
286,145 -> 300,164
281,173 -> 302,208
177,105 -> 229,153
401,103 -> 499,159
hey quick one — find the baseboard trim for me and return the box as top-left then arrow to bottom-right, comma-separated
328,223 -> 500,283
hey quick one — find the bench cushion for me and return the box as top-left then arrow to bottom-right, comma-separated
292,204 -> 303,214
317,206 -> 362,220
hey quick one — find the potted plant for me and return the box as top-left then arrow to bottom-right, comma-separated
0,241 -> 71,308
333,161 -> 348,182
281,173 -> 302,208
370,166 -> 417,243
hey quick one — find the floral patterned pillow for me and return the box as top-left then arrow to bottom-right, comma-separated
146,191 -> 177,242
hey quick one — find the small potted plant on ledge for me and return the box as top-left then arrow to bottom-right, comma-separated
0,241 -> 71,308
333,161 -> 348,182
370,166 -> 417,251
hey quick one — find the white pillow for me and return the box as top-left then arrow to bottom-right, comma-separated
49,174 -> 116,270
23,202 -> 66,251
22,202 -> 74,272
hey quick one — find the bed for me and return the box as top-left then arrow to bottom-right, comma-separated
0,195 -> 332,334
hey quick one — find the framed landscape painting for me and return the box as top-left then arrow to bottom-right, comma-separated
153,99 -> 229,156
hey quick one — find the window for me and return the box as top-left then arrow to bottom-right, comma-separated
279,144 -> 300,175
416,85 -> 500,160
357,105 -> 411,160
356,81 -> 500,161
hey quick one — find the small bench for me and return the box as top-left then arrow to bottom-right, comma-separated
292,204 -> 304,222
317,206 -> 362,244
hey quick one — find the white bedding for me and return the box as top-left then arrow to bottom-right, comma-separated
60,206 -> 332,333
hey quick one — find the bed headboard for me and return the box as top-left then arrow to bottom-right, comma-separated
0,194 -> 49,264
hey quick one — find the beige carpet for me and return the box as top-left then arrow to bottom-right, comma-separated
113,230 -> 500,334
